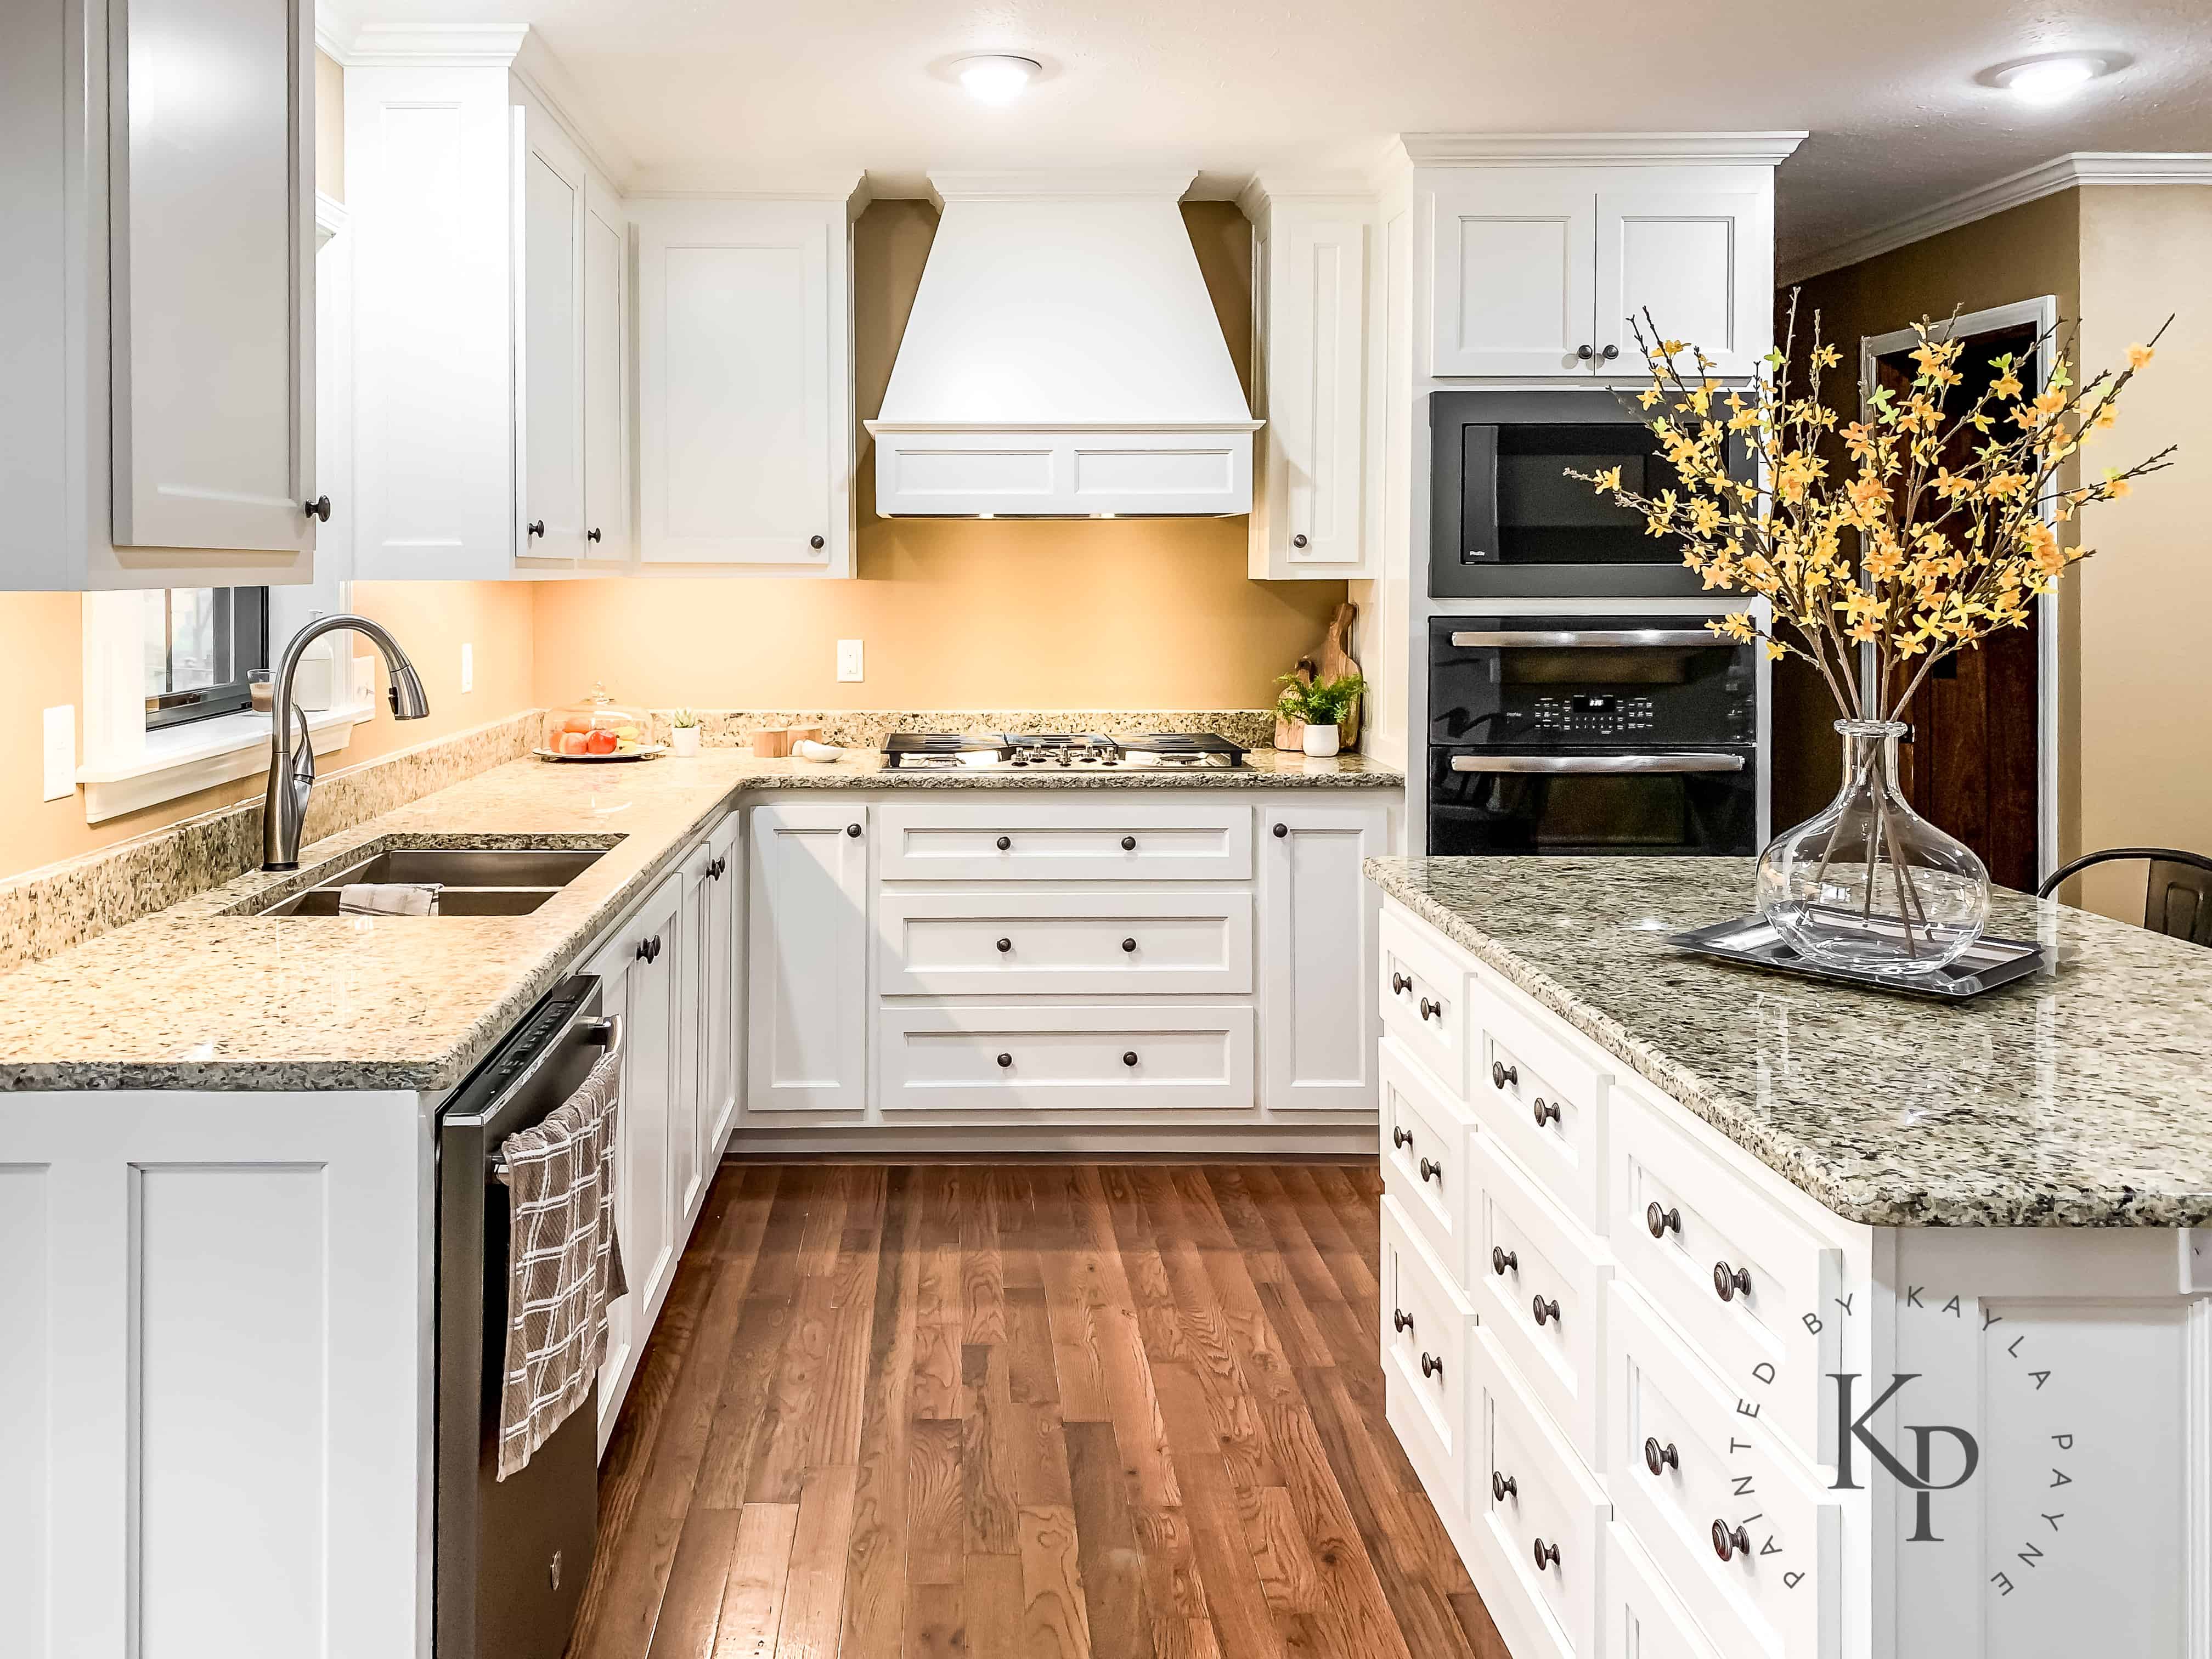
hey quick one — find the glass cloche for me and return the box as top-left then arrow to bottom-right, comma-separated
541,682 -> 651,758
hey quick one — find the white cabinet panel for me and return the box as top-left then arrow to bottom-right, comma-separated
878,885 -> 1252,997
0,1166 -> 49,1649
877,801 -> 1253,882
1430,172 -> 1596,377
1596,184 -> 1770,379
670,847 -> 708,1227
583,176 -> 631,562
517,112 -> 588,562
637,199 -> 852,573
1382,1195 -> 1477,1522
1260,803 -> 1386,1110
699,814 -> 742,1157
878,1003 -> 1256,1115
748,803 -> 870,1114
619,872 -> 686,1317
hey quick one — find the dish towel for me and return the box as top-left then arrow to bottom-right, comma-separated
493,1047 -> 628,1481
337,882 -> 441,917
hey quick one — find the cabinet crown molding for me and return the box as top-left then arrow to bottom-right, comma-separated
926,168 -> 1199,209
1236,174 -> 1384,219
1397,131 -> 1806,167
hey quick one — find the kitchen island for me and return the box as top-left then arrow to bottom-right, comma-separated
1363,855 -> 2210,1659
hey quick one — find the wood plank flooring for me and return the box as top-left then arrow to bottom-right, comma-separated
566,1163 -> 1509,1659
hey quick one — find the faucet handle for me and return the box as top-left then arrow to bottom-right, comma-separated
287,702 -> 317,794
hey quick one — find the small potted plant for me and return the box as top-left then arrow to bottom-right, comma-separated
1278,673 -> 1366,757
668,708 -> 702,757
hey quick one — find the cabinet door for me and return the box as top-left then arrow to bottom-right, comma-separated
1595,182 -> 1770,379
1257,207 -> 1373,574
110,0 -> 315,554
700,814 -> 743,1154
748,803 -> 868,1115
670,852 -> 707,1228
636,200 -> 850,572
1260,803 -> 1388,1111
582,175 -> 630,563
517,111 -> 588,562
621,873 -> 685,1318
594,953 -> 636,1446
1429,173 -> 1596,377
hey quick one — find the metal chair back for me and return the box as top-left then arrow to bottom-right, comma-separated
2038,847 -> 2212,946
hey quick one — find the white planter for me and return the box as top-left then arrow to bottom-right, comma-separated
1301,724 -> 1340,757
670,726 -> 701,757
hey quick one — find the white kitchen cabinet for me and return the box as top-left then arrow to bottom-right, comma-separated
4,0 -> 320,589
346,45 -> 628,580
1593,182 -> 1771,379
669,845 -> 708,1228
1260,803 -> 1389,1110
634,196 -> 856,574
697,813 -> 743,1159
748,803 -> 870,1114
1245,185 -> 1383,578
1429,170 -> 1598,379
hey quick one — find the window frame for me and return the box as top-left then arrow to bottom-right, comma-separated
143,585 -> 273,731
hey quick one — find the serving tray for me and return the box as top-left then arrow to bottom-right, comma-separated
1666,913 -> 2049,1000
532,744 -> 666,763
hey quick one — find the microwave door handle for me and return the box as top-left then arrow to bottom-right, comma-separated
1447,629 -> 1723,648
1450,753 -> 1747,774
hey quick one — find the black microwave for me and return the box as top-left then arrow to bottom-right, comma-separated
1430,390 -> 1754,599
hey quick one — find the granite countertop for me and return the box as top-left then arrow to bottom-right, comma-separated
0,747 -> 1401,1094
1365,856 -> 2212,1229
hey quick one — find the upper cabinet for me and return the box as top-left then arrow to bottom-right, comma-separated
345,39 -> 630,581
633,197 -> 857,577
1245,185 -> 1384,580
1414,136 -> 1802,382
3,0 -> 320,590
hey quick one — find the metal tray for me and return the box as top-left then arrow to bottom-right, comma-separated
1665,913 -> 2050,1000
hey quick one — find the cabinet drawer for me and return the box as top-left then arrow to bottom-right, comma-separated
1611,1082 -> 1841,1469
876,803 -> 1252,881
1603,1525 -> 1725,1659
1381,1195 -> 1477,1525
1472,989 -> 1608,1234
1381,1040 -> 1479,1283
1380,910 -> 1470,1098
878,887 -> 1253,996
877,1003 -> 1254,1113
1607,1283 -> 1839,1659
1468,1134 -> 1613,1469
1471,1328 -> 1609,1659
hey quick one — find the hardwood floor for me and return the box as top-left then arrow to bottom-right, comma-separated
566,1162 -> 1509,1659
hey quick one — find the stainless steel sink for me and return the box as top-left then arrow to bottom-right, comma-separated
252,847 -> 607,917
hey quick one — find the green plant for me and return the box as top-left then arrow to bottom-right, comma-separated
1276,672 -> 1365,726
670,708 -> 700,729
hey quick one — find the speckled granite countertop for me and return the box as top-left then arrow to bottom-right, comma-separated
1365,856 -> 2212,1229
0,748 -> 1400,1094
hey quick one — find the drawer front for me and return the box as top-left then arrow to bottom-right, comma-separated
1603,1525 -> 1725,1659
878,887 -> 1253,996
1381,1195 -> 1477,1525
1607,1283 -> 1839,1659
1381,1039 -> 1478,1283
877,1003 -> 1255,1113
1472,990 -> 1608,1234
1380,910 -> 1470,1098
1472,1328 -> 1609,1659
877,803 -> 1252,881
1468,1133 -> 1612,1470
1611,1082 -> 1841,1469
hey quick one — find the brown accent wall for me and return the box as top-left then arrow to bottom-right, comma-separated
530,199 -> 1345,712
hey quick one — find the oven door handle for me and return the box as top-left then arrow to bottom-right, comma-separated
1447,629 -> 1723,648
1449,753 -> 1748,775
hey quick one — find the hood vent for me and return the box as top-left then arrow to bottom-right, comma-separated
866,171 -> 1260,518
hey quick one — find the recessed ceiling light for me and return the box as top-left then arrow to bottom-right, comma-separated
955,55 -> 1041,106
1987,51 -> 2115,105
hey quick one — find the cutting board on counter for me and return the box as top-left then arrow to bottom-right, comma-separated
1320,602 -> 1362,747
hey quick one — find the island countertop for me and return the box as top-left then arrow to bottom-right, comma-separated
0,747 -> 1401,1094
1364,855 -> 2212,1228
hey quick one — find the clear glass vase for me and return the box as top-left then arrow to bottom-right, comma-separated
1756,720 -> 1991,978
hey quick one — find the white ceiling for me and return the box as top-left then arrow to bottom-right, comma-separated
335,0 -> 2212,274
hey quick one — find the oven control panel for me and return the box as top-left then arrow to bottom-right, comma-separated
1532,693 -> 1656,738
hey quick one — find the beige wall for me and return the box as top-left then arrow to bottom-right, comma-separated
314,49 -> 343,201
531,199 -> 1346,711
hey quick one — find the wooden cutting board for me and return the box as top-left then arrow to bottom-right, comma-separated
1318,601 -> 1362,747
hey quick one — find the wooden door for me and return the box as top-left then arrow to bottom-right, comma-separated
1428,172 -> 1597,377
1871,323 -> 2042,891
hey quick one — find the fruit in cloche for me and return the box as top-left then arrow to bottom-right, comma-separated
585,729 -> 618,755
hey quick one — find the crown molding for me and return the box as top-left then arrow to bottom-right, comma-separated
312,0 -> 360,63
1398,131 -> 1806,168
1782,150 -> 2212,285
625,168 -> 872,213
1236,170 -> 1385,220
926,168 -> 1199,210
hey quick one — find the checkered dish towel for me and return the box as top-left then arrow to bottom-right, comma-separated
494,1046 -> 628,1481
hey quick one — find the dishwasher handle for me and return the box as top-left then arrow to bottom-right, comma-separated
1450,753 -> 1748,775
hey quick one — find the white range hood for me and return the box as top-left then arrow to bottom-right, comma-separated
866,170 -> 1260,518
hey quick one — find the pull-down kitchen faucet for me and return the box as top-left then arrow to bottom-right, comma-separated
262,615 -> 430,870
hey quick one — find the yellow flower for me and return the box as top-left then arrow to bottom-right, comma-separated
1764,640 -> 1786,661
1990,371 -> 2023,400
1595,466 -> 1623,494
2128,343 -> 2155,370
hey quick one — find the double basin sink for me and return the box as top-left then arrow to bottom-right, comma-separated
255,848 -> 607,917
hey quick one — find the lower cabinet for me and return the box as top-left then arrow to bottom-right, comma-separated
747,801 -> 870,1115
1261,802 -> 1388,1110
696,812 -> 743,1156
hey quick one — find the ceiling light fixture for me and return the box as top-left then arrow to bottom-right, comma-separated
1987,51 -> 2114,105
955,54 -> 1041,105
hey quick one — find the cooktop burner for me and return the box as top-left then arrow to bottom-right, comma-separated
881,731 -> 1249,770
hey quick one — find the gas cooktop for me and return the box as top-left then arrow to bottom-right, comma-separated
881,732 -> 1249,770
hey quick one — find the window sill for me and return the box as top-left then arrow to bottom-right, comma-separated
78,703 -> 374,823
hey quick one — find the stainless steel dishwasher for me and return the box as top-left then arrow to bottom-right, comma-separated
435,975 -> 617,1659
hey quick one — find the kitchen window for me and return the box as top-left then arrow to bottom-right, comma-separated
143,586 -> 270,729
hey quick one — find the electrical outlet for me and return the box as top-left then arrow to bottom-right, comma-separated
461,642 -> 474,694
351,656 -> 375,709
42,705 -> 75,802
837,639 -> 864,682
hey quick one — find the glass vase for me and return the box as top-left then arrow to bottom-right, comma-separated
1756,720 -> 1991,978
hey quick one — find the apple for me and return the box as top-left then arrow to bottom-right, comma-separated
585,729 -> 618,755
558,731 -> 589,755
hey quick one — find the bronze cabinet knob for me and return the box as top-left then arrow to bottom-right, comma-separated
1491,1246 -> 1517,1277
1532,1295 -> 1561,1327
1491,1470 -> 1517,1502
1714,1261 -> 1753,1302
1713,1520 -> 1751,1562
1646,1202 -> 1681,1239
1533,1537 -> 1560,1572
1644,1437 -> 1679,1476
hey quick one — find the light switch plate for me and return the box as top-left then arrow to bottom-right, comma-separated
837,639 -> 864,682
461,642 -> 474,694
352,656 -> 375,708
42,705 -> 75,801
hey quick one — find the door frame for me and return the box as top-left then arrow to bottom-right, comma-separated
1859,295 -> 2061,883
